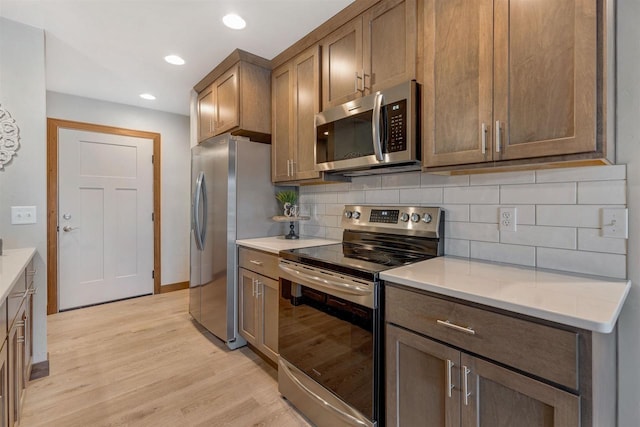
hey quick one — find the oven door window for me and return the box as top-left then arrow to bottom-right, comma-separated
279,283 -> 374,420
316,110 -> 375,164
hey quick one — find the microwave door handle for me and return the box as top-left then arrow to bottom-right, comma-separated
372,92 -> 385,161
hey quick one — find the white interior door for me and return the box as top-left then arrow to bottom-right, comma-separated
58,128 -> 154,310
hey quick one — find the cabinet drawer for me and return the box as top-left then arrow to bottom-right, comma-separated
239,247 -> 279,280
386,285 -> 579,390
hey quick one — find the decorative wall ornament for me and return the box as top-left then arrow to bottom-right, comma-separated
0,103 -> 21,170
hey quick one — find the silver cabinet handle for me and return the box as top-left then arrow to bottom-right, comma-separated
481,122 -> 487,154
361,68 -> 367,91
495,120 -> 501,153
437,319 -> 476,335
372,92 -> 385,161
447,359 -> 455,398
354,71 -> 361,93
27,269 -> 37,276
249,260 -> 263,266
463,366 -> 472,406
255,281 -> 263,297
251,278 -> 256,297
62,226 -> 79,232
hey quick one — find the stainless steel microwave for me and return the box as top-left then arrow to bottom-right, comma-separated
315,80 -> 419,175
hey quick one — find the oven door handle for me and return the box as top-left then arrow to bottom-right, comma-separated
279,263 -> 372,297
279,359 -> 369,427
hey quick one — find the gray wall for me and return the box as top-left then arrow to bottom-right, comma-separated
47,92 -> 191,286
0,18 -> 48,363
616,0 -> 640,424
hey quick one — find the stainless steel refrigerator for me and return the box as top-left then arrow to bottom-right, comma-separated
190,134 -> 281,349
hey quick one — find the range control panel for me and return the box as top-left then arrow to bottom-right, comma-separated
342,205 -> 442,238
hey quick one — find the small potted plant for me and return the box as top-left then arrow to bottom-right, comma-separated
276,190 -> 298,217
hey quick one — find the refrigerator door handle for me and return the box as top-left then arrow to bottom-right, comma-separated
193,171 -> 207,250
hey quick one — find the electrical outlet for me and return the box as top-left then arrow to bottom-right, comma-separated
11,206 -> 37,225
601,208 -> 628,239
499,207 -> 517,232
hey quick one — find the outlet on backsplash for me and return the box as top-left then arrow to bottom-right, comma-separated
499,207 -> 517,232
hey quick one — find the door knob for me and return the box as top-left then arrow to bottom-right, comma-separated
62,226 -> 79,232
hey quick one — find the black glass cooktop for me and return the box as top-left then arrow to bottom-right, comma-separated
279,242 -> 435,281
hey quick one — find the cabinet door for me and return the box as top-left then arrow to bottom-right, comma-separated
322,17 -> 364,108
364,0 -> 417,94
8,305 -> 24,427
197,85 -> 215,143
214,64 -> 240,135
0,342 -> 7,427
238,268 -> 257,345
461,353 -> 579,427
23,295 -> 32,385
494,0 -> 597,161
386,324 -> 460,427
257,276 -> 279,363
423,0 -> 494,167
293,46 -> 322,181
271,64 -> 295,182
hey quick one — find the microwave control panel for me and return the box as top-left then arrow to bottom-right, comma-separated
386,99 -> 407,153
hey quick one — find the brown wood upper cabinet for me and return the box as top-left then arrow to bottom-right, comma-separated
195,50 -> 271,144
322,0 -> 418,109
272,46 -> 322,182
423,0 -> 604,169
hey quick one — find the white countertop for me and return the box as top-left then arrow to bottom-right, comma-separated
0,248 -> 36,301
236,236 -> 339,255
380,256 -> 630,333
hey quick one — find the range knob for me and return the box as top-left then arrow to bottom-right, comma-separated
411,213 -> 420,223
352,211 -> 361,219
344,210 -> 353,219
400,212 -> 410,222
422,213 -> 433,223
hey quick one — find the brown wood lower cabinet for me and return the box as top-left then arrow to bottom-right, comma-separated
239,268 -> 279,363
386,324 -> 579,427
0,340 -> 7,427
8,302 -> 25,427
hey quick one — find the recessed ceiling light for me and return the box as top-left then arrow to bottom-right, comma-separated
223,13 -> 246,30
140,93 -> 156,100
164,55 -> 185,65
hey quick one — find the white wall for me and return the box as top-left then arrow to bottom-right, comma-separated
0,18 -> 48,363
615,0 -> 640,425
46,92 -> 191,286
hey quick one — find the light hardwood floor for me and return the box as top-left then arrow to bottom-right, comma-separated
21,289 -> 311,427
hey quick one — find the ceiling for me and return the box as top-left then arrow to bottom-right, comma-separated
0,0 -> 354,116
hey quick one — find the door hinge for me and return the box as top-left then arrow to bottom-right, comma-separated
152,270 -> 155,279
151,155 -> 154,164
152,212 -> 154,221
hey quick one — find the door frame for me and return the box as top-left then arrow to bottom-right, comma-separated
46,118 -> 162,314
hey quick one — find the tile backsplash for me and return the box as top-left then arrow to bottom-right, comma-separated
298,165 -> 627,279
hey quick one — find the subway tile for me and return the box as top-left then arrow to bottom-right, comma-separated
350,175 -> 382,190
500,182 -> 576,204
470,241 -> 536,267
326,203 -> 345,216
421,173 -> 470,188
578,180 -> 626,205
298,193 -> 315,204
381,172 -> 421,188
326,182 -> 351,192
500,225 -> 577,250
300,224 -> 325,238
470,205 -> 535,225
337,191 -> 366,204
399,188 -> 443,204
470,171 -> 535,186
445,222 -> 499,242
365,189 -> 400,204
300,184 -> 326,193
578,228 -> 627,255
536,205 -> 624,228
536,248 -> 627,279
314,192 -> 338,204
325,227 -> 344,241
318,215 -> 339,227
445,238 -> 470,258
536,165 -> 626,183
444,186 -> 500,204
440,205 -> 470,222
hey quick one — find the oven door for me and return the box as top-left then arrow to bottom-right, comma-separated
278,261 -> 379,426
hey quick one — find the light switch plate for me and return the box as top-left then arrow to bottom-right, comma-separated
601,208 -> 628,239
499,207 -> 517,232
11,206 -> 37,225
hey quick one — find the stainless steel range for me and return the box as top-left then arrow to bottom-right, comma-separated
278,205 -> 444,427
